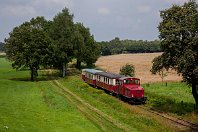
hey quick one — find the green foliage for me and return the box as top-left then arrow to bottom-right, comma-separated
4,7 -> 99,79
0,42 -> 4,51
151,0 -> 198,108
48,8 -> 75,77
73,23 -> 100,69
98,38 -> 161,56
4,17 -> 51,81
119,64 -> 135,77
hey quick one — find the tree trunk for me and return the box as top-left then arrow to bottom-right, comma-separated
30,67 -> 34,81
192,81 -> 198,110
76,59 -> 81,69
62,63 -> 66,77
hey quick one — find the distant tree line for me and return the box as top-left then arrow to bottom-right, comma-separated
0,42 -> 4,51
4,8 -> 100,81
98,37 -> 161,56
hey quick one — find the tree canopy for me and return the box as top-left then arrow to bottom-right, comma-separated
120,64 -> 135,77
4,17 -> 50,81
74,23 -> 100,69
151,0 -> 198,109
48,8 -> 75,77
0,42 -> 4,51
4,7 -> 100,80
98,38 -> 161,56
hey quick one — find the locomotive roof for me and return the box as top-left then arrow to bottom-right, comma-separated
119,76 -> 140,80
96,72 -> 124,79
82,69 -> 103,74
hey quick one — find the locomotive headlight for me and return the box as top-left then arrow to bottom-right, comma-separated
132,94 -> 134,97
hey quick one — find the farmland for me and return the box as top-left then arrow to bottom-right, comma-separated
95,53 -> 182,83
0,55 -> 197,131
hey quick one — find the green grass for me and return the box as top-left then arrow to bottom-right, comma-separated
143,82 -> 197,116
0,58 -> 100,132
1,57 -> 197,131
58,76 -> 173,131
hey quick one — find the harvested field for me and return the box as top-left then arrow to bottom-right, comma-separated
95,53 -> 182,84
0,52 -> 6,55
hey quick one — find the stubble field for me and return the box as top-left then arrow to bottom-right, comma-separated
95,53 -> 182,84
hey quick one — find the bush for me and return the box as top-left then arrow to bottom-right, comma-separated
120,64 -> 135,77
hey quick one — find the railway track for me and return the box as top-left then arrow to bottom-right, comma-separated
50,79 -> 130,132
137,105 -> 198,131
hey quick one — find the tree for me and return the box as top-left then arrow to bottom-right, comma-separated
120,64 -> 135,77
73,23 -> 85,69
73,23 -> 100,69
4,17 -> 51,81
83,35 -> 100,67
0,42 -> 4,51
49,8 -> 75,77
151,0 -> 198,109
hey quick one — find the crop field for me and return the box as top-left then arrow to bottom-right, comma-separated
95,53 -> 182,83
0,57 -> 197,131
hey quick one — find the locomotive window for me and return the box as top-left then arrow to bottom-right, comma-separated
124,80 -> 130,84
116,80 -> 119,85
132,80 -> 139,84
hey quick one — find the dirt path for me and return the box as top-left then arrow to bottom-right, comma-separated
50,79 -> 131,132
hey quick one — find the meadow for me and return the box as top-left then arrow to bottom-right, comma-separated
0,58 -> 99,131
0,56 -> 197,131
95,53 -> 182,83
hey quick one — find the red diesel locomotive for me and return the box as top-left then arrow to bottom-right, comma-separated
82,69 -> 147,103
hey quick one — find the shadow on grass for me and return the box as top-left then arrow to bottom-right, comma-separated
10,76 -> 56,82
9,68 -> 81,82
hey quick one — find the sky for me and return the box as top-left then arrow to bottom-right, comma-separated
0,0 -> 190,42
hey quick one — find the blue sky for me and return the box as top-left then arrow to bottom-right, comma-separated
0,0 -> 189,42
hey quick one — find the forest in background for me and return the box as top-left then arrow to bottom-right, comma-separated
1,38 -> 161,55
98,37 -> 161,56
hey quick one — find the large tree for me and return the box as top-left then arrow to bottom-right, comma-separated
0,42 -> 4,51
49,8 -> 74,77
4,17 -> 50,81
151,0 -> 198,109
73,23 -> 100,69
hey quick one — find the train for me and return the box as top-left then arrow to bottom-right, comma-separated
81,69 -> 147,103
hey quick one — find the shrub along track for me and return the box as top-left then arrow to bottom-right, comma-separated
137,105 -> 198,131
50,79 -> 130,132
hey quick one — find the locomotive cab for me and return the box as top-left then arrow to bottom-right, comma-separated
118,77 -> 147,103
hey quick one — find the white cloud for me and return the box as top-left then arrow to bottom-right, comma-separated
33,0 -> 73,9
0,5 -> 36,17
97,7 -> 110,15
137,5 -> 151,13
164,0 -> 189,4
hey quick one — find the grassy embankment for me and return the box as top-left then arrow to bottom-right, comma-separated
0,58 -> 99,132
143,82 -> 198,123
0,57 -> 178,131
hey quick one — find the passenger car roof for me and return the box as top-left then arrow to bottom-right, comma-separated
96,72 -> 124,79
82,69 -> 103,74
119,77 -> 140,80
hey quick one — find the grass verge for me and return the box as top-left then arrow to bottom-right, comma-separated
142,82 -> 198,123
